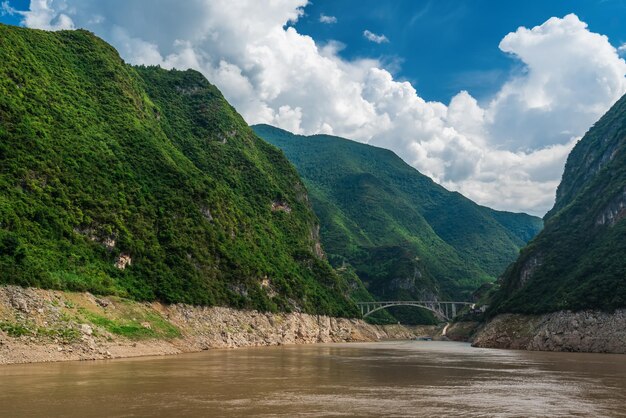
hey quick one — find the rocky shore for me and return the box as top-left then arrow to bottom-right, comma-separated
0,286 -> 423,365
473,310 -> 626,353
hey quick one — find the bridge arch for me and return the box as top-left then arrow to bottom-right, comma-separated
362,302 -> 447,320
357,301 -> 473,322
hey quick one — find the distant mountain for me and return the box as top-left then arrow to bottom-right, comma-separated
253,124 -> 543,307
489,94 -> 626,314
0,24 -> 358,317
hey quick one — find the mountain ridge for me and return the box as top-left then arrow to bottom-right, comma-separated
0,24 -> 357,317
252,124 -> 543,307
489,93 -> 626,314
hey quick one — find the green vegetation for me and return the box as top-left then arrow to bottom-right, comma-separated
79,308 -> 180,340
489,93 -> 626,315
0,321 -> 30,337
253,124 -> 542,321
0,319 -> 80,342
39,325 -> 81,343
0,24 -> 358,317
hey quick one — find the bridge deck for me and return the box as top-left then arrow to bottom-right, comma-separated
356,301 -> 473,321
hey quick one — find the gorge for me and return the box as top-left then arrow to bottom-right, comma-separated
0,19 -> 625,362
1,2 -> 626,417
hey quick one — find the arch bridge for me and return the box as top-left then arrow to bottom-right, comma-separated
357,301 -> 474,321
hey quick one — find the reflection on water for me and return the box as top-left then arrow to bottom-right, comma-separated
0,341 -> 625,417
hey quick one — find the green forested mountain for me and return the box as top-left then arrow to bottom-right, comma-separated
252,124 -> 543,305
0,24 -> 358,317
489,94 -> 626,315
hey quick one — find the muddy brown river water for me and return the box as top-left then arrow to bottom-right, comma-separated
0,341 -> 625,417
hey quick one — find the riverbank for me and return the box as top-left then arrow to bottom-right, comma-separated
473,310 -> 626,353
0,285 -> 427,365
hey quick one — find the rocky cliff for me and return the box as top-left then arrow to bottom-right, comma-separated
488,93 -> 626,315
473,310 -> 626,353
0,286 -> 418,365
474,94 -> 626,353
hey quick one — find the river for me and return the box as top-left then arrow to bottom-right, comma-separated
0,341 -> 625,417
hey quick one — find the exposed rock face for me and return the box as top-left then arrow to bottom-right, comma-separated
473,310 -> 626,353
164,305 -> 401,351
216,130 -> 237,144
114,254 -> 132,270
550,112 -> 623,217
310,224 -> 325,259
201,206 -> 213,222
490,94 -> 626,315
443,321 -> 481,342
518,254 -> 542,288
74,227 -> 117,250
596,187 -> 626,226
271,200 -> 292,213
387,268 -> 428,292
0,286 -> 418,365
102,237 -> 116,250
79,324 -> 93,336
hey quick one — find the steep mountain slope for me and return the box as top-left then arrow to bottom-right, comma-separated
0,24 -> 357,317
490,93 -> 626,314
253,124 -> 543,303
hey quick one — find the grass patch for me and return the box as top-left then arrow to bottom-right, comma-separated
79,308 -> 180,340
0,321 -> 31,337
0,319 -> 81,342
36,326 -> 81,343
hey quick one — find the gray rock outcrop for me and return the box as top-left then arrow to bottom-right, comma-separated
473,310 -> 626,353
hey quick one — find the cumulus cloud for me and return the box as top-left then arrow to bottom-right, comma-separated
363,29 -> 389,44
619,43 -> 626,55
18,0 -> 74,30
15,3 -> 626,215
319,14 -> 336,24
488,14 -> 626,151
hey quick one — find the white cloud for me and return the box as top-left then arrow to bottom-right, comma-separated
16,4 -> 626,215
19,0 -> 74,30
319,14 -> 336,24
1,1 -> 15,15
619,43 -> 626,55
488,14 -> 626,150
363,29 -> 389,44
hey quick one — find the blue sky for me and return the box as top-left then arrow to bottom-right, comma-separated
292,0 -> 626,103
0,0 -> 26,25
1,0 -> 625,215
